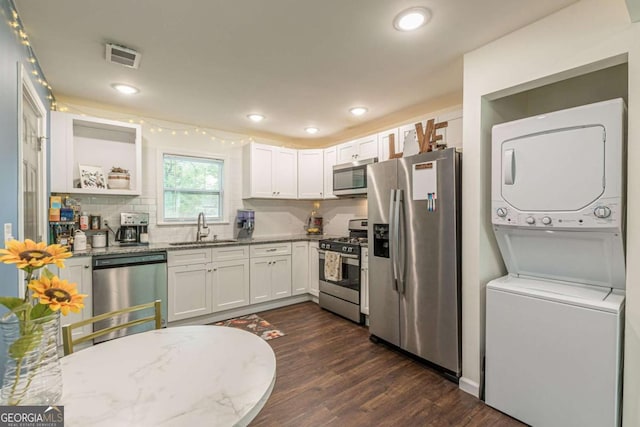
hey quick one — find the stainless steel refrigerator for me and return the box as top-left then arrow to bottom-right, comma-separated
367,147 -> 461,377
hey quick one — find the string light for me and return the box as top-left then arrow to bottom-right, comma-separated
8,3 -> 56,108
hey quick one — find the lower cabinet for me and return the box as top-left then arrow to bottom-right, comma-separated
249,243 -> 292,303
53,256 -> 93,340
167,262 -> 212,322
212,258 -> 250,312
292,241 -> 309,295
361,247 -> 369,315
168,247 -> 250,321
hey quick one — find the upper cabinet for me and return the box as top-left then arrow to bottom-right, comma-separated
50,111 -> 142,195
243,142 -> 298,199
336,134 -> 379,164
297,149 -> 324,199
377,128 -> 401,163
323,147 -> 337,199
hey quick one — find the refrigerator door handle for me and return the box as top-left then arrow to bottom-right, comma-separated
395,189 -> 405,294
389,189 -> 398,289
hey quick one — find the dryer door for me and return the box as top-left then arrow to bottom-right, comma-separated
500,125 -> 605,212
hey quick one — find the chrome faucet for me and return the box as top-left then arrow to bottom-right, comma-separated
196,212 -> 209,242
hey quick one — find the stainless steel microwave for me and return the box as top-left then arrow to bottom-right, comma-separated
333,157 -> 377,196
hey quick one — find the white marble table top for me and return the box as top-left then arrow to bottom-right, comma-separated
60,326 -> 276,426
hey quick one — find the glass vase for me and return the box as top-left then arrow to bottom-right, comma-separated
0,312 -> 62,405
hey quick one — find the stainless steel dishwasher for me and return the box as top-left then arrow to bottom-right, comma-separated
92,251 -> 168,343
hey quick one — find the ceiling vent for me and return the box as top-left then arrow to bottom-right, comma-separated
105,43 -> 141,69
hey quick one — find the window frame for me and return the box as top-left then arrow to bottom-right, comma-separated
157,149 -> 229,225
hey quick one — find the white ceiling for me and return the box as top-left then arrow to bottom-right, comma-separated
16,0 -> 578,146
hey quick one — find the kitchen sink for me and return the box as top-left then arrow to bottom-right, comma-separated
169,239 -> 238,246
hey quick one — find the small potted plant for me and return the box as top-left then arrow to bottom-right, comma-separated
107,167 -> 130,190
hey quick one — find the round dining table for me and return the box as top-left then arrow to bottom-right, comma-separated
60,325 -> 276,426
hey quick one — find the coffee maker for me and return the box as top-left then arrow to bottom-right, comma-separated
236,209 -> 255,240
116,212 -> 149,246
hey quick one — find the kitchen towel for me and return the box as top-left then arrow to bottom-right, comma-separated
324,251 -> 342,282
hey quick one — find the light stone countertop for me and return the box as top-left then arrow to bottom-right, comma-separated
60,326 -> 276,427
70,234 -> 341,257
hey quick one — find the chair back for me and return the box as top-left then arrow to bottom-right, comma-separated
62,300 -> 162,355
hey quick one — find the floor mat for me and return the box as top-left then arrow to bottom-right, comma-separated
213,313 -> 285,341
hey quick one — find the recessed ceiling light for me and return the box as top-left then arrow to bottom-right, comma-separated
247,114 -> 265,122
305,127 -> 319,134
393,7 -> 431,31
111,83 -> 139,95
349,107 -> 368,116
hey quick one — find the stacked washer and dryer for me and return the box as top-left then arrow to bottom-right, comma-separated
485,99 -> 626,427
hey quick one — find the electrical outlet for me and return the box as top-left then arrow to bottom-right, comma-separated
4,223 -> 13,242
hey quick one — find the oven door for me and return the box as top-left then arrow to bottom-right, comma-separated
333,158 -> 376,196
319,250 -> 360,292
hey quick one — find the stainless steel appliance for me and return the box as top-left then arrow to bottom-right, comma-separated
236,209 -> 255,240
92,251 -> 168,343
115,212 -> 149,246
318,219 -> 367,324
368,148 -> 461,378
333,158 -> 377,196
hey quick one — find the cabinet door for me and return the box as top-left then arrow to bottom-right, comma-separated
271,256 -> 292,299
355,134 -> 379,160
323,147 -> 337,199
212,259 -> 250,312
274,147 -> 298,198
336,141 -> 357,163
308,242 -> 320,298
378,128 -> 401,162
250,258 -> 272,303
298,150 -> 324,199
250,144 -> 275,198
54,257 -> 93,340
167,263 -> 212,321
361,247 -> 369,315
291,242 -> 309,295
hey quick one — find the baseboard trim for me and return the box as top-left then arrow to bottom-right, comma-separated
168,294 -> 313,327
459,377 -> 480,398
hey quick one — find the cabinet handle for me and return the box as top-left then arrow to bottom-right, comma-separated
207,269 -> 212,272
213,268 -> 217,271
266,248 -> 277,252
84,265 -> 90,269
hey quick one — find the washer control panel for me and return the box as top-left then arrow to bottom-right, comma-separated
491,198 -> 622,230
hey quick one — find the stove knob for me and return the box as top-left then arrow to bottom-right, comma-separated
496,207 -> 507,217
526,216 -> 536,225
542,216 -> 552,225
347,247 -> 353,253
342,246 -> 348,252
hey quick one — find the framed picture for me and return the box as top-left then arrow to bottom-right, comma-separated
79,164 -> 107,189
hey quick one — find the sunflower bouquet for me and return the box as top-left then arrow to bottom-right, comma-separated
0,239 -> 87,405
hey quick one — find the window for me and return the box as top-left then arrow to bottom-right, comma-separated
161,153 -> 224,223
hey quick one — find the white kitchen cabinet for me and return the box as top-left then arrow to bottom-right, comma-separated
323,147 -> 337,199
212,259 -> 250,312
167,249 -> 213,321
336,134 -> 379,163
54,256 -> 93,341
249,243 -> 292,303
292,241 -> 309,295
308,241 -> 320,298
211,246 -> 250,312
377,128 -> 401,162
50,111 -> 142,195
243,142 -> 298,199
297,149 -> 324,199
360,247 -> 369,315
167,262 -> 212,321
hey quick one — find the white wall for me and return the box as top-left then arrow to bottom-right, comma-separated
461,1 -> 640,425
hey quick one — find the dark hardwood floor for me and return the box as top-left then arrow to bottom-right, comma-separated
250,302 -> 523,427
